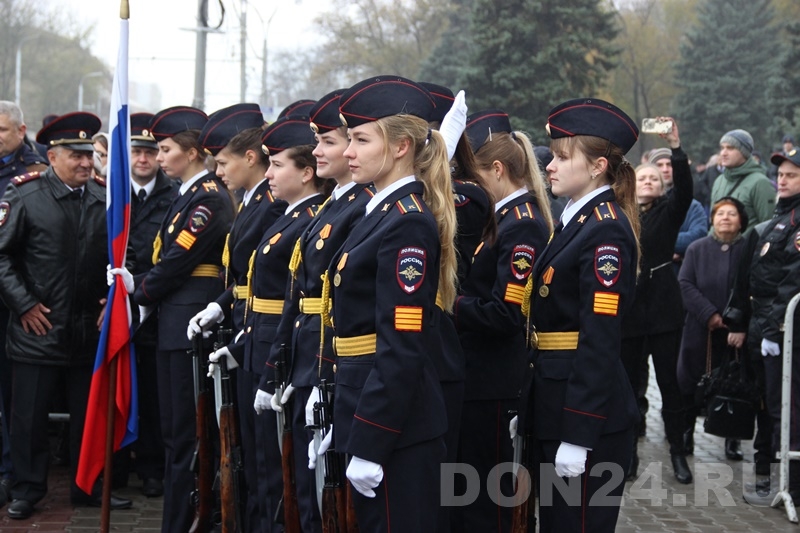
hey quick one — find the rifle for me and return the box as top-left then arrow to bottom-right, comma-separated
510,411 -> 535,533
214,329 -> 243,533
313,380 -> 348,533
275,344 -> 301,533
189,334 -> 214,533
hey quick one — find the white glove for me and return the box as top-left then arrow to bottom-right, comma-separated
554,441 -> 589,478
439,90 -> 467,161
187,302 -> 225,340
305,386 -> 321,426
346,456 -> 383,498
509,415 -> 518,440
107,265 -> 134,294
253,389 -> 274,415
761,338 -> 781,357
310,429 -> 333,470
270,383 -> 295,412
207,346 -> 238,377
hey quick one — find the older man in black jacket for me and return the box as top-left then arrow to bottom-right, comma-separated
0,113 -> 130,519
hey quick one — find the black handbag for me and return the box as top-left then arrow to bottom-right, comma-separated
701,340 -> 758,440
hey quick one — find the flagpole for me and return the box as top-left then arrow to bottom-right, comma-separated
99,5 -> 128,532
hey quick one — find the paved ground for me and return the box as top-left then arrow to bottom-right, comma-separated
1,366 -> 798,532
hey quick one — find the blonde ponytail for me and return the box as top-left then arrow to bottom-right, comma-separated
512,131 -> 554,233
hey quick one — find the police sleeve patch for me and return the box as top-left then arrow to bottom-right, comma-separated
511,244 -> 535,280
795,230 -> 800,252
454,193 -> 470,207
188,206 -> 213,234
0,202 -> 9,227
594,245 -> 621,287
397,247 -> 426,294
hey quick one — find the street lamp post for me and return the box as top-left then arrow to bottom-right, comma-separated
15,34 -> 41,107
78,72 -> 105,111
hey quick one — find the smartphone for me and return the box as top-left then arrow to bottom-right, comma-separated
641,118 -> 672,134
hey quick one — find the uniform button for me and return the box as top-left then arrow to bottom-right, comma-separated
529,363 -> 534,369
247,326 -> 252,333
333,364 -> 337,374
295,321 -> 300,328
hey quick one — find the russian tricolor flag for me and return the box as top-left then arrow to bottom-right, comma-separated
76,8 -> 138,495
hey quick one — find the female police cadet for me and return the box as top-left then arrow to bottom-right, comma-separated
451,109 -> 552,532
520,98 -> 641,533
244,116 -> 328,527
325,76 -> 457,532
264,89 -> 376,533
127,106 -> 235,533
188,103 -> 286,531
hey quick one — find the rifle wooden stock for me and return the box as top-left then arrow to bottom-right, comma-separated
317,381 -> 349,533
189,335 -> 213,533
216,329 -> 242,533
276,344 -> 301,533
346,484 -> 359,533
510,433 -> 535,533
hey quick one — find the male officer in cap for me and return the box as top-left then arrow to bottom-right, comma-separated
711,129 -> 775,233
746,148 -> 800,500
125,112 -> 178,497
0,112 -> 132,519
0,101 -> 49,506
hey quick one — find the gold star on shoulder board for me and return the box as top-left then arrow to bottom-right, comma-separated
501,208 -> 509,216
578,214 -> 587,224
382,203 -> 391,212
348,193 -> 356,202
292,211 -> 300,218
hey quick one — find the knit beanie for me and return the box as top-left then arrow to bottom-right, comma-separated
647,147 -> 671,164
719,129 -> 754,159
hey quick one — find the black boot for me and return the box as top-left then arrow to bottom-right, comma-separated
671,453 -> 693,484
725,439 -> 743,461
683,429 -> 694,456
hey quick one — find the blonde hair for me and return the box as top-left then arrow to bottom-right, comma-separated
634,162 -> 665,190
550,135 -> 641,259
474,131 -> 554,233
375,115 -> 458,311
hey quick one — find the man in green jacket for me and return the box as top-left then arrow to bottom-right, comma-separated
710,129 -> 776,234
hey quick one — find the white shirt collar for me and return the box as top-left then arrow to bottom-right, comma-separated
494,188 -> 528,213
560,185 -> 611,228
132,177 -> 156,197
365,175 -> 415,215
179,170 -> 208,195
242,178 -> 267,206
284,193 -> 319,215
331,180 -> 358,201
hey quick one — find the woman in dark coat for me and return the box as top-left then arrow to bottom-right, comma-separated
678,197 -> 748,460
621,118 -> 694,483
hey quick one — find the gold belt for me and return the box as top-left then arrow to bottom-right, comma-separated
299,297 -> 331,315
535,331 -> 579,351
251,297 -> 284,315
333,333 -> 377,357
191,264 -> 221,278
233,284 -> 250,299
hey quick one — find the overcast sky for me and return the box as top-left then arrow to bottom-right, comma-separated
57,0 -> 327,113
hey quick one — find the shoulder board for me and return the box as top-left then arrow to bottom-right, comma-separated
364,184 -> 377,197
93,176 -> 106,187
201,180 -> 220,193
593,202 -> 618,222
307,204 -> 322,217
395,193 -> 425,214
264,189 -> 275,202
453,179 -> 478,187
11,171 -> 41,186
513,202 -> 535,220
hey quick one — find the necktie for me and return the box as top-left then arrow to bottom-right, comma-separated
137,189 -> 147,203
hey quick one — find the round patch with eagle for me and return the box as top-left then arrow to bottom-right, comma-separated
188,205 -> 213,234
0,202 -> 9,227
397,246 -> 426,294
511,244 -> 535,280
594,244 -> 621,287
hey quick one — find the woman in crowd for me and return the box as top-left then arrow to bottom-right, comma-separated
325,76 -> 456,531
452,108 -> 551,532
520,98 -> 641,532
677,196 -> 749,461
622,119 -> 694,484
